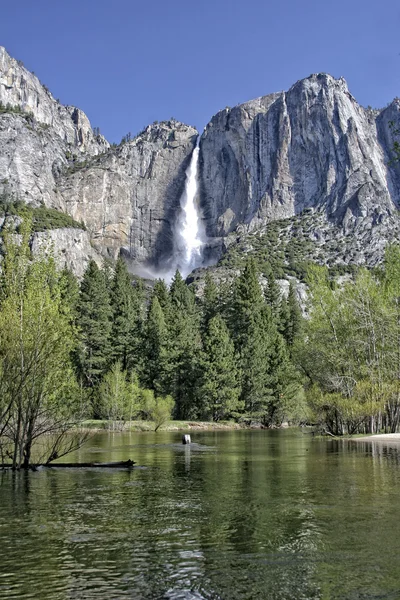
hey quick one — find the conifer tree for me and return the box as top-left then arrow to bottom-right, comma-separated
77,260 -> 112,386
166,270 -> 202,419
170,270 -> 194,310
110,257 -> 140,371
264,267 -> 281,315
239,307 -> 275,421
201,272 -> 219,330
143,296 -> 170,393
153,279 -> 171,315
286,281 -> 302,348
200,315 -> 242,421
231,257 -> 264,348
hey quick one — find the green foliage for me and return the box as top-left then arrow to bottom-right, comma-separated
0,227 -> 86,468
0,196 -> 85,231
140,390 -> 175,432
142,296 -> 169,393
110,257 -> 144,371
96,362 -> 141,428
0,101 -> 33,121
76,260 -> 112,387
29,206 -> 86,231
296,250 -> 400,434
200,315 -> 242,421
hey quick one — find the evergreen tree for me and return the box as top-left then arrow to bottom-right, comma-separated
166,270 -> 202,419
265,332 -> 298,426
170,270 -> 194,310
231,257 -> 264,348
143,296 -> 170,393
286,281 -> 302,348
229,260 -> 277,421
200,315 -> 242,421
110,257 -> 141,371
239,307 -> 275,421
264,266 -> 281,315
59,267 -> 79,320
201,272 -> 219,331
77,260 -> 112,387
278,295 -> 290,340
153,279 -> 171,315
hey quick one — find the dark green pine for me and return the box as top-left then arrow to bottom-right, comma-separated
143,295 -> 169,394
77,259 -> 112,386
200,314 -> 242,421
110,256 -> 141,371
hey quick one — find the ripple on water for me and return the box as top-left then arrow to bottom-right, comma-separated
2,429 -> 400,599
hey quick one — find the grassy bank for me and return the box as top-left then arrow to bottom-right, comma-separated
80,419 -> 244,432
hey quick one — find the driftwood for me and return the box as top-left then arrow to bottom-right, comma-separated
1,459 -> 136,470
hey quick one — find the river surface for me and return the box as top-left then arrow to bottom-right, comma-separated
1,429 -> 400,600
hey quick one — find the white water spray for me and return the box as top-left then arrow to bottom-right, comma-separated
170,136 -> 206,278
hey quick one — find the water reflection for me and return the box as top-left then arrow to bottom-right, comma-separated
1,430 -> 400,599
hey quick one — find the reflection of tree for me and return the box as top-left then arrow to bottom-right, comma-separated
3,431 -> 400,599
194,431 -> 322,599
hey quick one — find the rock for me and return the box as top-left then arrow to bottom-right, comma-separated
30,228 -> 102,278
57,121 -> 198,264
1,45 -> 400,275
0,46 -> 108,155
200,74 -> 400,255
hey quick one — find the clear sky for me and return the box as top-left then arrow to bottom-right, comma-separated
1,0 -> 399,143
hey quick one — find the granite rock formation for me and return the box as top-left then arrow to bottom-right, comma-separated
57,121 -> 198,264
200,74 -> 400,243
1,45 -> 400,276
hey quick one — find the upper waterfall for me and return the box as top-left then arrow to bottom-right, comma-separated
170,136 -> 206,278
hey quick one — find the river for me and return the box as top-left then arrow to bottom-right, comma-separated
1,429 -> 400,599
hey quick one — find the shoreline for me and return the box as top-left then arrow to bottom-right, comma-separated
350,433 -> 400,443
80,420 -> 247,433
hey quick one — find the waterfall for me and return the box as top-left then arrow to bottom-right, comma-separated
170,136 -> 206,278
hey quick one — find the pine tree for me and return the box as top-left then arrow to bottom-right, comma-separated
286,281 -> 302,348
200,315 -> 242,421
77,260 -> 112,386
264,267 -> 281,316
229,259 -> 278,421
166,270 -> 202,419
110,257 -> 142,371
59,267 -> 79,319
170,270 -> 194,310
239,307 -> 275,421
143,296 -> 170,393
153,279 -> 171,314
201,272 -> 219,331
231,257 -> 264,348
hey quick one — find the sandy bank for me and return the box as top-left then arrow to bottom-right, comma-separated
353,433 -> 400,443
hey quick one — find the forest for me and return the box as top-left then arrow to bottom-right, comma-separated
1,217 -> 400,468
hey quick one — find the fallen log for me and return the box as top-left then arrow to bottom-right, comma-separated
46,459 -> 136,468
1,459 -> 136,470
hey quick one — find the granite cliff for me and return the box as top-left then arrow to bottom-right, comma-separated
0,45 -> 399,276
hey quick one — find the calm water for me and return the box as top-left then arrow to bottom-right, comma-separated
1,429 -> 400,600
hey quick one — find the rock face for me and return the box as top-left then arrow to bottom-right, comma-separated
1,45 -> 400,274
200,73 -> 400,242
30,228 -> 102,278
0,46 -> 108,210
0,47 -> 108,155
57,121 -> 198,263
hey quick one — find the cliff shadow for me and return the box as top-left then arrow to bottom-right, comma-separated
146,144 -> 196,272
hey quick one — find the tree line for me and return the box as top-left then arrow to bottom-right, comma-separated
2,216 -> 400,469
73,255 -> 303,426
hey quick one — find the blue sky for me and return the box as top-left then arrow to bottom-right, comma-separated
1,0 -> 399,143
